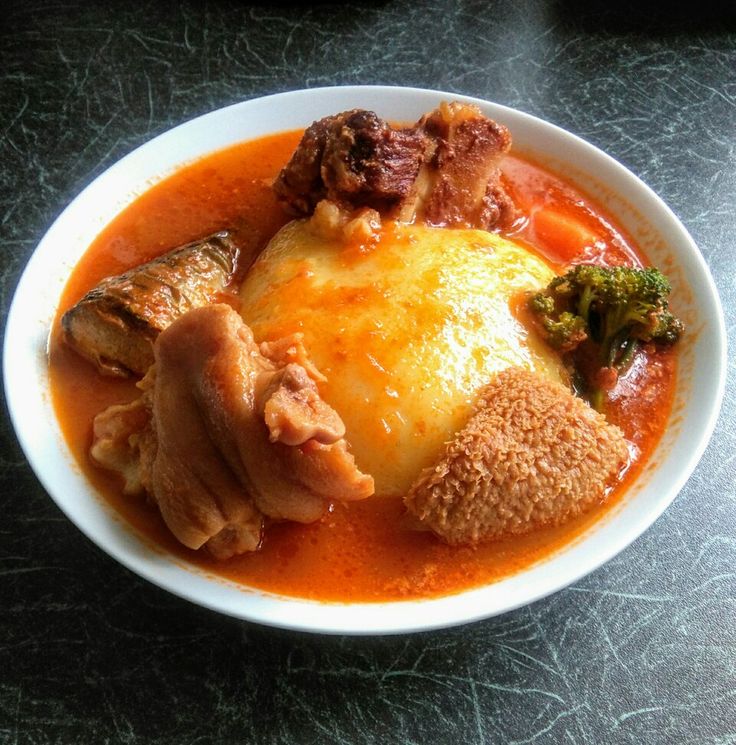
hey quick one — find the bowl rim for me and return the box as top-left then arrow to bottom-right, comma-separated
3,85 -> 727,634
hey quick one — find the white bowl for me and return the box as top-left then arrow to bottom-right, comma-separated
4,86 -> 726,634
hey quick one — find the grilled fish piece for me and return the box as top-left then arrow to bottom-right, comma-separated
62,231 -> 239,376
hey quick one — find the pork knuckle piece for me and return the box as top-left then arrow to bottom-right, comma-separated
90,396 -> 152,496
62,231 -> 239,377
90,304 -> 373,559
405,367 -> 630,545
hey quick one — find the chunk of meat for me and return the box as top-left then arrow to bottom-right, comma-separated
273,102 -> 516,231
90,367 -> 262,558
410,101 -> 515,230
307,199 -> 382,247
261,364 -> 346,446
62,231 -> 239,377
90,396 -> 152,495
259,332 -> 327,383
273,109 -> 426,215
91,304 -> 374,559
404,367 -> 629,545
154,306 -> 373,524
205,521 -> 264,560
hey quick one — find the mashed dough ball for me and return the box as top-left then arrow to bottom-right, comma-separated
240,218 -> 565,495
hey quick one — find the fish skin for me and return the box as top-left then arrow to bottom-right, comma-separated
62,231 -> 239,377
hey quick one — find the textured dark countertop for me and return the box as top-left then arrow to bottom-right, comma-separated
2,1 -> 734,742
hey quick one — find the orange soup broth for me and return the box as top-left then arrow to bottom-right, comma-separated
49,130 -> 677,602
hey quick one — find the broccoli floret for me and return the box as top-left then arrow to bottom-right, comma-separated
528,264 -> 684,410
529,293 -> 588,352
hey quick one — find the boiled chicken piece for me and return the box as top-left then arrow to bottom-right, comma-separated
405,367 -> 629,545
62,231 -> 239,377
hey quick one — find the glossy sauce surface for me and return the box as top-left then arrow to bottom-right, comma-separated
49,129 -> 676,601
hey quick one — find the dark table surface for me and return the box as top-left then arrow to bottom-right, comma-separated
2,1 -> 735,743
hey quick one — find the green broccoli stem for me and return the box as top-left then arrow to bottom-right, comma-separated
617,337 -> 639,370
577,284 -> 594,326
602,329 -> 639,370
591,332 -> 638,413
589,387 -> 605,412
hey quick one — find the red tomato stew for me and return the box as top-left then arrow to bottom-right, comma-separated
49,128 -> 677,602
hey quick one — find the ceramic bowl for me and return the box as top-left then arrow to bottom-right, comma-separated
3,86 -> 726,634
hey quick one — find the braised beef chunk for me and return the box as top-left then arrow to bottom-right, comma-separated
320,110 -> 427,210
260,363 -> 346,447
62,231 -> 239,377
273,102 -> 516,231
416,102 -> 515,230
480,182 -> 517,232
273,110 -> 426,215
271,114 -> 334,215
